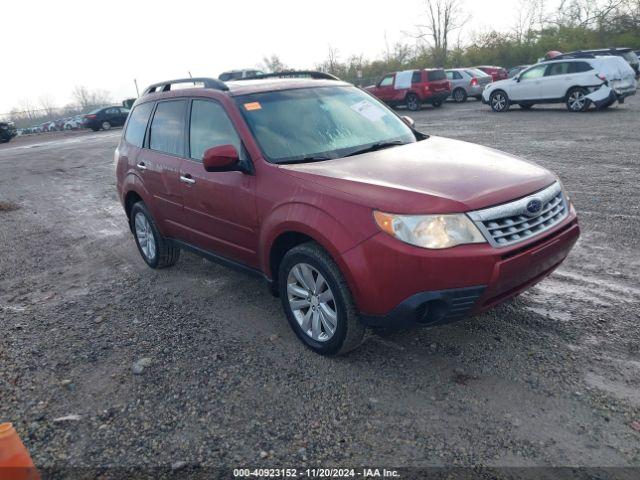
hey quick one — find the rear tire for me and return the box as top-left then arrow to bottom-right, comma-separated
405,93 -> 421,111
489,90 -> 510,112
278,242 -> 365,356
130,202 -> 180,269
566,87 -> 590,112
101,121 -> 112,130
453,88 -> 467,103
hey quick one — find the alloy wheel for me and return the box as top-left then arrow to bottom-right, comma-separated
569,91 -> 586,111
134,212 -> 156,261
287,263 -> 337,342
491,92 -> 506,111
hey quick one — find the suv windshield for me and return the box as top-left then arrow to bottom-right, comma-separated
236,86 -> 415,163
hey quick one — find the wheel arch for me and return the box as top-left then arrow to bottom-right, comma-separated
260,203 -> 369,302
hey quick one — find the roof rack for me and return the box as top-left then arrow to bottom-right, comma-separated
143,77 -> 229,95
240,70 -> 340,81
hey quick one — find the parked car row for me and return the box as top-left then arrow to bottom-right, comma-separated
16,106 -> 131,137
362,46 -> 637,113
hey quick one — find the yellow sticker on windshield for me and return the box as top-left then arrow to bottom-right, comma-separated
244,102 -> 262,111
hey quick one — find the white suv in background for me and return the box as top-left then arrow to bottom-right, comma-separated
482,57 -> 637,112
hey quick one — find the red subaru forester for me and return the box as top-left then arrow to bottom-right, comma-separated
115,72 -> 580,355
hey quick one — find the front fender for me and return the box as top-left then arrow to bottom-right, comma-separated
259,202 -> 375,305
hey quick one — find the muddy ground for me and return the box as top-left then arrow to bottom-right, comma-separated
1,97 -> 639,473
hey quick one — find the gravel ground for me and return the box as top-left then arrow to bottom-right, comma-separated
1,97 -> 639,473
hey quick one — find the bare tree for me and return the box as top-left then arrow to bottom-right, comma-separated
553,0 -> 627,27
513,0 -> 547,43
39,94 -> 57,117
72,86 -> 112,110
415,0 -> 469,65
261,54 -> 288,73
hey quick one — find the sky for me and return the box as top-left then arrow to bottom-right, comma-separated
1,0 -> 555,115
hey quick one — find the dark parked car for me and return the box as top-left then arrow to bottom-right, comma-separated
83,106 -> 130,131
0,121 -> 17,143
549,48 -> 639,77
115,74 -> 579,355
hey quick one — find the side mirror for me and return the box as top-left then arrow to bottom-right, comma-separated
202,144 -> 240,172
401,115 -> 415,128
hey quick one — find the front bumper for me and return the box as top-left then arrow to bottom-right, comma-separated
347,208 -> 580,328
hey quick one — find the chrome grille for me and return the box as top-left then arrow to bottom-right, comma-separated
467,182 -> 568,247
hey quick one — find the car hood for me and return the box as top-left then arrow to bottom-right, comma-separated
279,136 -> 556,214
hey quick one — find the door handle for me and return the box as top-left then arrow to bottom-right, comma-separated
180,174 -> 196,185
136,162 -> 147,171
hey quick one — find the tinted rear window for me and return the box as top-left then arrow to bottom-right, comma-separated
427,70 -> 446,81
411,71 -> 422,84
149,100 -> 186,156
124,102 -> 153,148
571,61 -> 593,73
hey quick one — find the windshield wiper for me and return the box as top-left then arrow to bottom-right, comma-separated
344,140 -> 406,157
278,155 -> 333,165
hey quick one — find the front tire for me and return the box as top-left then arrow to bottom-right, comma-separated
405,93 -> 421,111
453,88 -> 467,103
566,87 -> 589,112
490,90 -> 510,112
130,202 -> 180,269
278,242 -> 365,356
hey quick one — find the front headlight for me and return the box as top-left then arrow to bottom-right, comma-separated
374,211 -> 486,249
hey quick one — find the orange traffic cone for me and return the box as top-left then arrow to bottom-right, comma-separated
0,423 -> 39,480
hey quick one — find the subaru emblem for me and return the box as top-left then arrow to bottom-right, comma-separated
526,198 -> 543,216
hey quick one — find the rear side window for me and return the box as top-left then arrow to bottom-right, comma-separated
124,102 -> 153,147
411,71 -> 422,84
189,100 -> 243,161
546,62 -> 571,76
427,70 -> 446,81
379,74 -> 394,87
149,100 -> 186,156
570,62 -> 593,73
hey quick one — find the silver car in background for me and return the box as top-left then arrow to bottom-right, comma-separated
445,68 -> 493,102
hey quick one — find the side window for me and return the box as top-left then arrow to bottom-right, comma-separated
149,100 -> 186,156
379,75 -> 394,87
189,99 -> 243,162
411,71 -> 422,84
124,102 -> 153,148
520,65 -> 547,80
546,62 -> 571,76
571,62 -> 593,73
453,71 -> 463,79
446,71 -> 454,80
105,108 -> 118,114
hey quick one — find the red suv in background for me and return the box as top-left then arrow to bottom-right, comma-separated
116,73 -> 579,355
475,66 -> 509,81
365,69 -> 451,111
